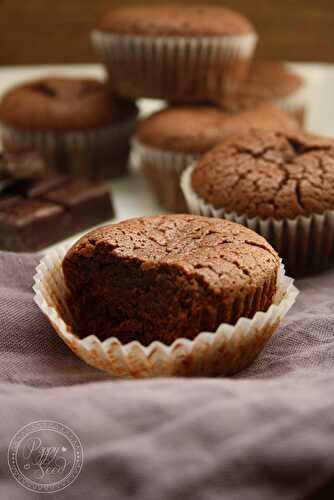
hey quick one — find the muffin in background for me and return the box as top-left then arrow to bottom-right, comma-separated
0,77 -> 138,180
133,103 -> 300,212
0,146 -> 48,179
92,4 -> 257,102
215,61 -> 309,125
182,129 -> 334,277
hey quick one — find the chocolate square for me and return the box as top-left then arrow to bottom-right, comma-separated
40,179 -> 114,232
0,198 -> 66,251
0,176 -> 114,252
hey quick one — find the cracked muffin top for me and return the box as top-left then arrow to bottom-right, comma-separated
0,78 -> 137,131
191,130 -> 334,219
216,61 -> 305,112
99,4 -> 255,37
137,103 -> 299,154
65,214 -> 279,296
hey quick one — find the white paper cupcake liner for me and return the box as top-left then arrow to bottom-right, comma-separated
0,115 -> 137,179
181,164 -> 334,276
33,244 -> 298,378
273,83 -> 310,125
131,137 -> 198,212
91,31 -> 258,101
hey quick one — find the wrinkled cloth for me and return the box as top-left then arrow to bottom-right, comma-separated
0,251 -> 334,500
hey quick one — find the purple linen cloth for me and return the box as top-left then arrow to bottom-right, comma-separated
0,250 -> 334,500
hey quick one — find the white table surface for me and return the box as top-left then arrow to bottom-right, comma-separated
0,63 -> 333,250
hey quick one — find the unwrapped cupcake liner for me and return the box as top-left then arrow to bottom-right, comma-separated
33,244 -> 298,378
131,137 -> 198,212
91,31 -> 258,101
181,164 -> 334,276
0,115 -> 137,180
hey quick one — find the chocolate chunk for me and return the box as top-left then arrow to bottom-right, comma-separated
0,176 -> 115,252
25,175 -> 68,197
0,198 -> 65,252
0,176 -> 16,195
0,195 -> 22,210
39,179 -> 114,237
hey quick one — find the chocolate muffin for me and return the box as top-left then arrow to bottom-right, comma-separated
92,4 -> 257,101
138,104 -> 299,155
216,61 -> 308,125
0,77 -> 138,179
133,103 -> 300,212
183,130 -> 334,276
62,214 -> 279,346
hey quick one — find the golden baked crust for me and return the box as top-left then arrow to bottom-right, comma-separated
192,130 -> 334,219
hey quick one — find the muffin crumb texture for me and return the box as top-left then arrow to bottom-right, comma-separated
192,130 -> 334,219
63,215 -> 279,345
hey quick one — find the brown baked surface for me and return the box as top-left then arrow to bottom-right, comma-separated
99,4 -> 254,36
192,130 -> 334,219
137,103 -> 300,154
0,78 -> 137,131
217,61 -> 304,111
63,214 -> 279,345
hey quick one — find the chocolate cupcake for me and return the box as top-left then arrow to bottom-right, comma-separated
216,61 -> 309,125
182,130 -> 334,277
33,214 -> 298,377
133,103 -> 300,211
0,77 -> 138,179
63,214 -> 280,345
92,4 -> 257,102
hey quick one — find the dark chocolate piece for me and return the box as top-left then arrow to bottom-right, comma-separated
25,175 -> 68,197
40,179 -> 115,234
0,176 -> 114,252
0,198 -> 65,252
0,176 -> 16,194
0,195 -> 22,210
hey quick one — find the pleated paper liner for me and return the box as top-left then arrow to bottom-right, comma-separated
33,244 -> 298,379
273,83 -> 310,126
131,137 -> 198,212
181,164 -> 334,277
91,31 -> 258,101
0,115 -> 137,180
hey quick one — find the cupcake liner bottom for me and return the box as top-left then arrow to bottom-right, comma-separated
131,138 -> 197,212
1,116 -> 137,180
33,245 -> 298,378
274,84 -> 309,126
